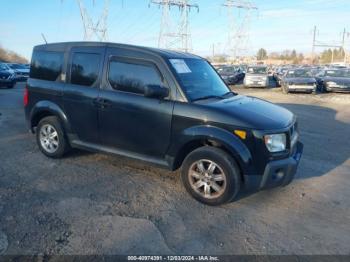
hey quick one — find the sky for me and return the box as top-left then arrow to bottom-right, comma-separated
0,0 -> 349,60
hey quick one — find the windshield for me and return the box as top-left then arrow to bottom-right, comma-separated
218,66 -> 236,74
169,58 -> 230,101
0,63 -> 9,71
247,66 -> 267,74
325,70 -> 350,77
286,69 -> 313,78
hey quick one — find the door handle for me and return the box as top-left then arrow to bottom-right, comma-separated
93,98 -> 111,108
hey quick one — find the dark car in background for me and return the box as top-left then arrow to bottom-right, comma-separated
217,65 -> 239,85
281,68 -> 317,94
0,63 -> 16,88
7,63 -> 29,81
24,42 -> 303,206
243,65 -> 269,88
274,67 -> 289,86
217,65 -> 245,85
316,69 -> 350,93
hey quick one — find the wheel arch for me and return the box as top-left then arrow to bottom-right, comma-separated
169,125 -> 252,177
30,101 -> 71,134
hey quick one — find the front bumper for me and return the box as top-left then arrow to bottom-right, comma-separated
0,78 -> 15,86
244,81 -> 268,87
15,75 -> 28,82
326,86 -> 350,93
259,141 -> 303,189
288,85 -> 315,92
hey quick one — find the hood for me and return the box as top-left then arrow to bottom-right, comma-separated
324,77 -> 350,85
285,77 -> 316,84
203,95 -> 294,130
246,73 -> 268,77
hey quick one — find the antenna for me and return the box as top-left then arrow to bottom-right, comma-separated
150,0 -> 199,52
222,0 -> 257,61
41,33 -> 48,44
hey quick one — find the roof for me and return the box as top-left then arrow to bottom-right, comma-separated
34,41 -> 202,60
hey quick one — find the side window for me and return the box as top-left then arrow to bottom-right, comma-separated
30,51 -> 63,81
108,60 -> 163,95
71,53 -> 100,86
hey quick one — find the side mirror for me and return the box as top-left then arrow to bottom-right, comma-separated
144,85 -> 169,99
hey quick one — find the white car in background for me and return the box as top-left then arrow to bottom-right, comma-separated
244,66 -> 269,88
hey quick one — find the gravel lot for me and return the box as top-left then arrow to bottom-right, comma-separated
0,82 -> 349,255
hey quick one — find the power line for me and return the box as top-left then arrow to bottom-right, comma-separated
76,0 -> 111,41
150,0 -> 199,52
222,0 -> 257,60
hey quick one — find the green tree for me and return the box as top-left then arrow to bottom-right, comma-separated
257,48 -> 268,60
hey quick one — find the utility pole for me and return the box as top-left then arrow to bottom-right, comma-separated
212,43 -> 215,61
150,0 -> 199,52
311,25 -> 317,63
341,28 -> 348,63
76,0 -> 111,41
222,0 -> 257,61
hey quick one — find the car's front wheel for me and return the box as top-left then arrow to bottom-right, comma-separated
36,116 -> 70,158
181,147 -> 241,206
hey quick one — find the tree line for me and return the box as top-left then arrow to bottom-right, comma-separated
257,47 -> 346,64
0,46 -> 28,64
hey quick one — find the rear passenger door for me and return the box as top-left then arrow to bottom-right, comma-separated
98,52 -> 174,158
64,47 -> 105,144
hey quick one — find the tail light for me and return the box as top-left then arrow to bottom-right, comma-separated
24,85 -> 29,106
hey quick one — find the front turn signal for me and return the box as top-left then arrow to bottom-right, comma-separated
234,130 -> 247,140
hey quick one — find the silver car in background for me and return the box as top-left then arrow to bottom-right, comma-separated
244,66 -> 269,88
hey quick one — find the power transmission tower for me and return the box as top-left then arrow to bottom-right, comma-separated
311,26 -> 349,64
150,0 -> 199,52
222,0 -> 257,61
76,0 -> 111,41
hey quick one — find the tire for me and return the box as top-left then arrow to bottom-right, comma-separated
181,146 -> 241,206
36,116 -> 70,158
7,84 -> 14,89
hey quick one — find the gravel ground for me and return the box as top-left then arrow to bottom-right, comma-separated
0,82 -> 349,255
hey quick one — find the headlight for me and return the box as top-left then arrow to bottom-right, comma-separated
264,133 -> 286,152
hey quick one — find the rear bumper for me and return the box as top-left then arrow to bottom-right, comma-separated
259,141 -> 303,189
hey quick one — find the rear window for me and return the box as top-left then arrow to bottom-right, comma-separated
30,51 -> 64,81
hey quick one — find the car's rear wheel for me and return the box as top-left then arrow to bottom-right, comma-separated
181,146 -> 241,206
36,116 -> 69,158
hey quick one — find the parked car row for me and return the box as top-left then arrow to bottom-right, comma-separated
216,63 -> 350,94
277,65 -> 350,94
0,62 -> 29,88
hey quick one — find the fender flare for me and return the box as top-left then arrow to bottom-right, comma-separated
169,125 -> 252,173
30,100 -> 72,134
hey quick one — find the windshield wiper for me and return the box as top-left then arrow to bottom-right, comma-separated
222,91 -> 236,97
192,95 -> 225,102
192,91 -> 236,102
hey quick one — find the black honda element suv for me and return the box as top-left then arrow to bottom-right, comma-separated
25,42 -> 303,205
